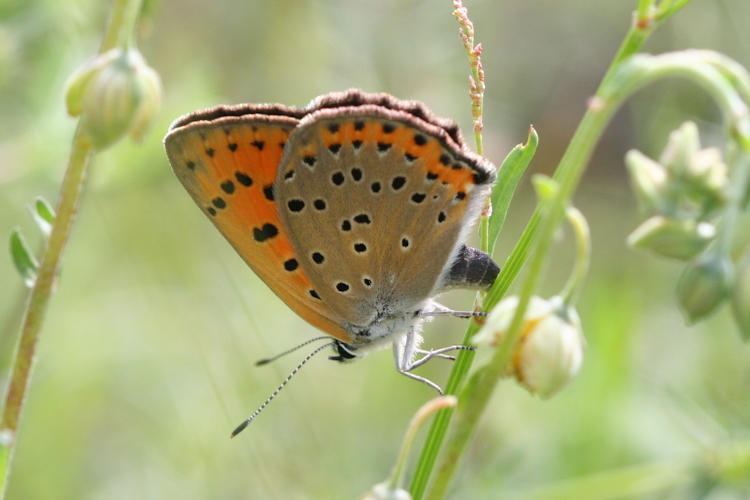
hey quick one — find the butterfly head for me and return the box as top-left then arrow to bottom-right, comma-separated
328,339 -> 359,363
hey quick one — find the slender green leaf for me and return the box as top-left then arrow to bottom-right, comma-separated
487,126 -> 538,255
10,228 -> 39,287
29,197 -> 56,237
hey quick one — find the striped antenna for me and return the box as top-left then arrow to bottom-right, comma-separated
255,336 -> 332,366
231,341 -> 335,438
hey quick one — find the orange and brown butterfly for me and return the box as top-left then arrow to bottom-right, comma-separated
164,90 -> 498,429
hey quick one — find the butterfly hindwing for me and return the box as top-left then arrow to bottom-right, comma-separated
275,106 -> 494,328
164,113 -> 352,342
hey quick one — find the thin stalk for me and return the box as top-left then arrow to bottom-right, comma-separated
100,0 -> 143,52
0,127 -> 93,497
560,206 -> 591,306
425,49 -> 750,500
409,2 -> 682,497
716,150 -> 750,256
0,1 -> 144,496
426,101 -> 619,500
388,397 -> 457,492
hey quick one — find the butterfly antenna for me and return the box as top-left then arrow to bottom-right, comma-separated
231,340 -> 335,438
255,336 -> 332,366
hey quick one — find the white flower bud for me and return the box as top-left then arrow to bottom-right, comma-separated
473,296 -> 584,398
361,482 -> 412,500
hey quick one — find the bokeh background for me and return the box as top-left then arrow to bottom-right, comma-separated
2,1 -> 750,499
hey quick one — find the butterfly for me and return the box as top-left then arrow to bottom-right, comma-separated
164,89 -> 499,431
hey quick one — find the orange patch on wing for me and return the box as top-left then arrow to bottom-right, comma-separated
166,120 -> 351,342
318,118 -> 478,194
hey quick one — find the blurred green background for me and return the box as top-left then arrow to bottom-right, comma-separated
2,1 -> 750,499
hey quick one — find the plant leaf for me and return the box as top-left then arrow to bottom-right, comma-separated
10,228 -> 39,287
487,126 -> 538,255
29,197 -> 56,237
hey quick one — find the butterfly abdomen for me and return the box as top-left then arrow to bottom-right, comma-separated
439,244 -> 499,291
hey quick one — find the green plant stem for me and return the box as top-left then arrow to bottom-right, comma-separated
408,3 -> 678,498
0,1 -> 144,496
100,0 -> 142,52
716,151 -> 750,256
560,206 -> 591,306
0,127 -> 93,497
426,94 -> 620,500
424,49 -> 750,500
388,397 -> 457,492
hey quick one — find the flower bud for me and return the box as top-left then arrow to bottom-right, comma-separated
659,121 -> 700,176
627,215 -> 715,260
473,296 -> 584,398
361,482 -> 411,500
676,254 -> 734,324
625,149 -> 668,212
731,251 -> 750,340
689,147 -> 727,191
65,48 -> 162,149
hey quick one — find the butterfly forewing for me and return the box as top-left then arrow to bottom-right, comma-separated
275,106 -> 493,328
164,115 -> 351,342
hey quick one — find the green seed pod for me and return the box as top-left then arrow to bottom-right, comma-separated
627,215 -> 716,260
625,149 -> 669,213
659,121 -> 700,177
676,254 -> 734,324
65,48 -> 162,149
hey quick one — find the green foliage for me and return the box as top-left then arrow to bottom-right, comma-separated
487,127 -> 537,255
8,229 -> 37,288
1,1 -> 750,499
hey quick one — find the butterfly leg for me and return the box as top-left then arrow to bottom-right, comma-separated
393,327 -> 445,394
415,348 -> 457,361
408,345 -> 474,370
419,302 -> 487,319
